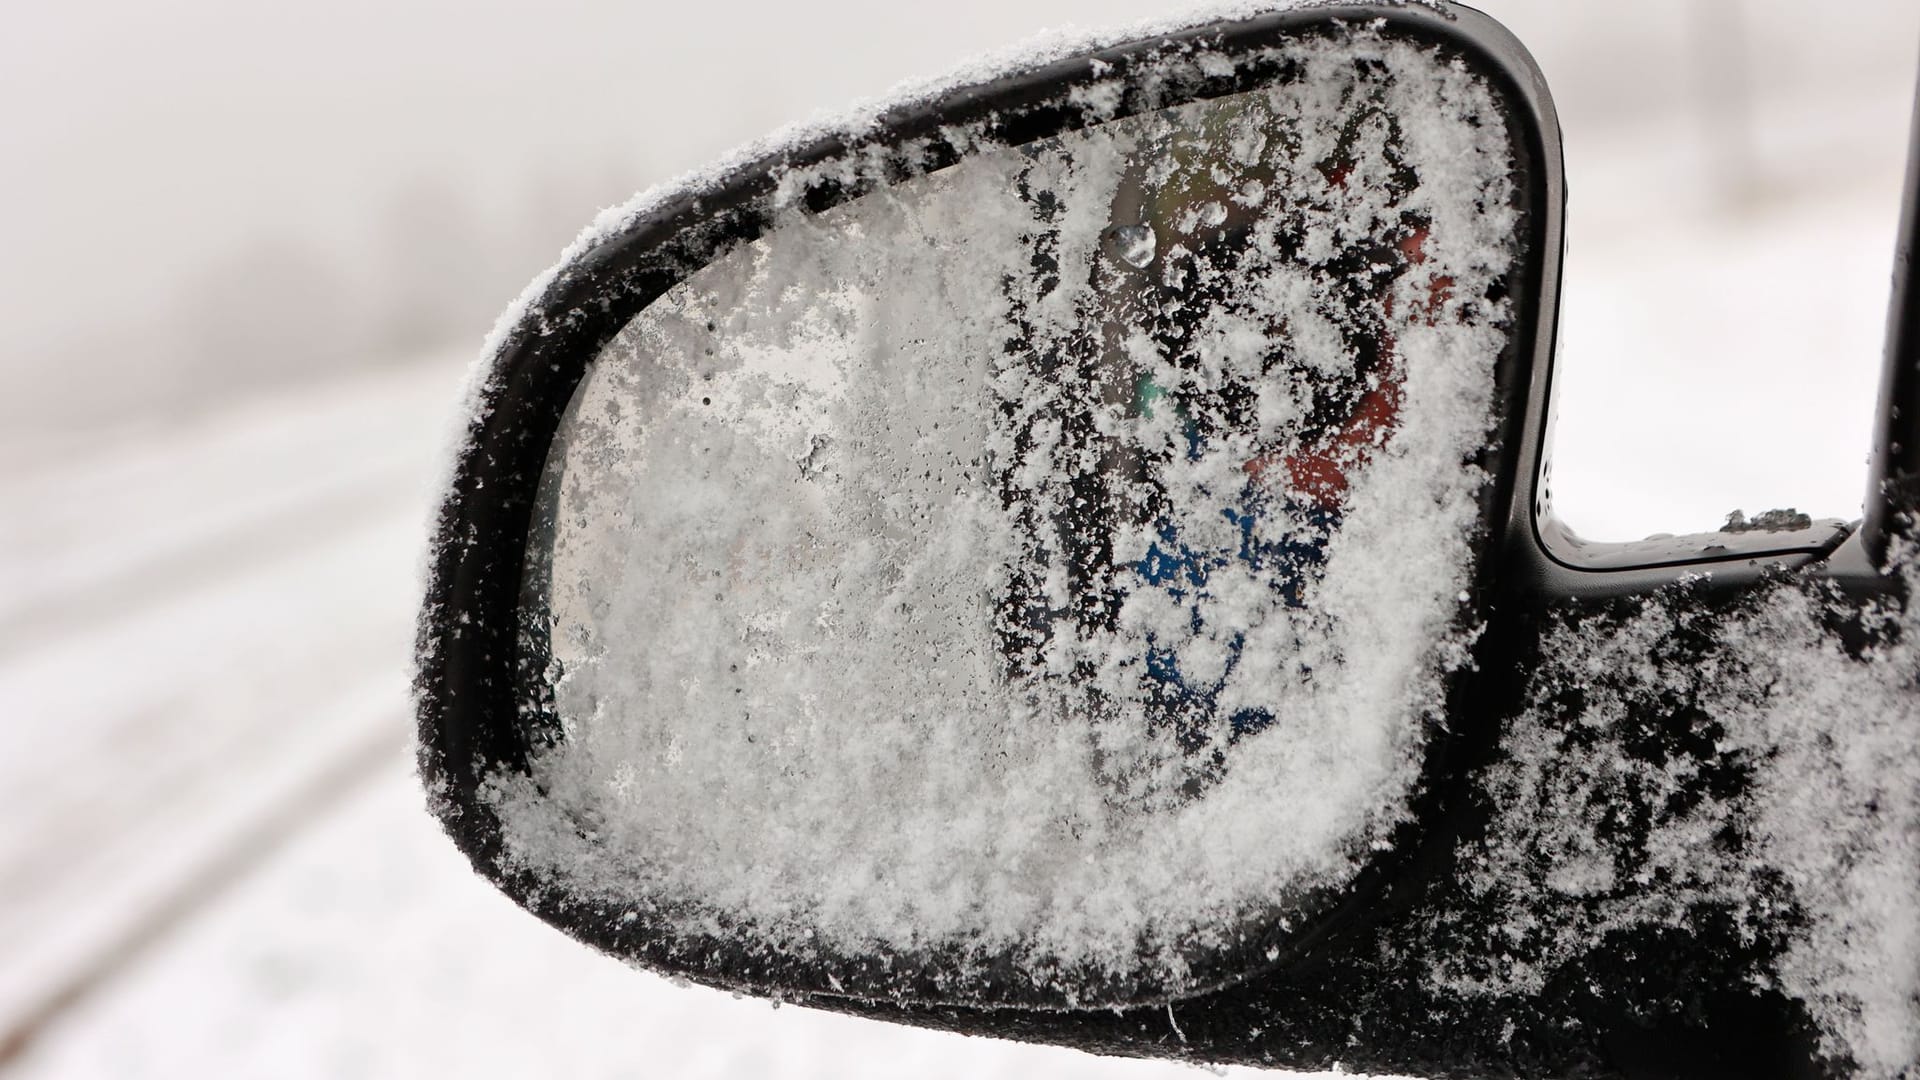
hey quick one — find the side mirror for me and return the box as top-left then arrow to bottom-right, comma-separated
417,4 -> 1920,1077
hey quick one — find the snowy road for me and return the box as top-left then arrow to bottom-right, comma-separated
0,363 -> 456,1067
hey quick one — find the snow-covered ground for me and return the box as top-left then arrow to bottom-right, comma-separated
2,3 -> 1916,1077
0,363 -> 456,1067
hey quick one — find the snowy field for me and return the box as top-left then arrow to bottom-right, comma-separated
3,1 -> 1917,1077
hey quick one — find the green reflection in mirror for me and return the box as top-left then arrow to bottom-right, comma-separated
503,31 -> 1518,1004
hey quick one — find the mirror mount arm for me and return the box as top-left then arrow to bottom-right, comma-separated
1863,59 -> 1920,566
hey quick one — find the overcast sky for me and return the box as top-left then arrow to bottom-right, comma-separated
4,0 -> 1911,357
4,0 -> 1918,533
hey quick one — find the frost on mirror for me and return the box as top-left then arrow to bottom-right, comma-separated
493,35 -> 1519,1002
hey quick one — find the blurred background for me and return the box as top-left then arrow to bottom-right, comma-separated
2,1 -> 1916,1076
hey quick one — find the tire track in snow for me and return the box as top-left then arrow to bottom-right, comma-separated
0,359 -> 466,1065
0,462 -> 422,659
0,711 -> 404,1067
0,512 -> 425,1063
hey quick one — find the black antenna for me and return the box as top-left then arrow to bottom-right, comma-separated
1863,61 -> 1920,564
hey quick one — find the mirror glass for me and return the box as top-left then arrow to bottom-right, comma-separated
496,32 -> 1522,1004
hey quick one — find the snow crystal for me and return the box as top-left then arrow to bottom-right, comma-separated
485,29 -> 1519,1003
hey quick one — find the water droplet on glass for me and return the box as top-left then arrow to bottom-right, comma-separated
1103,222 -> 1157,268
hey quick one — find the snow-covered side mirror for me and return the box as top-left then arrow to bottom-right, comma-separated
419,2 -> 1543,1010
489,14 -> 1531,1011
419,4 -> 1920,1077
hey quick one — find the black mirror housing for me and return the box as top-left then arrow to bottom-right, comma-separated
417,4 -> 1920,1077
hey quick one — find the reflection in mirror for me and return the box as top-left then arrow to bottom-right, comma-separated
496,31 -> 1520,1004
